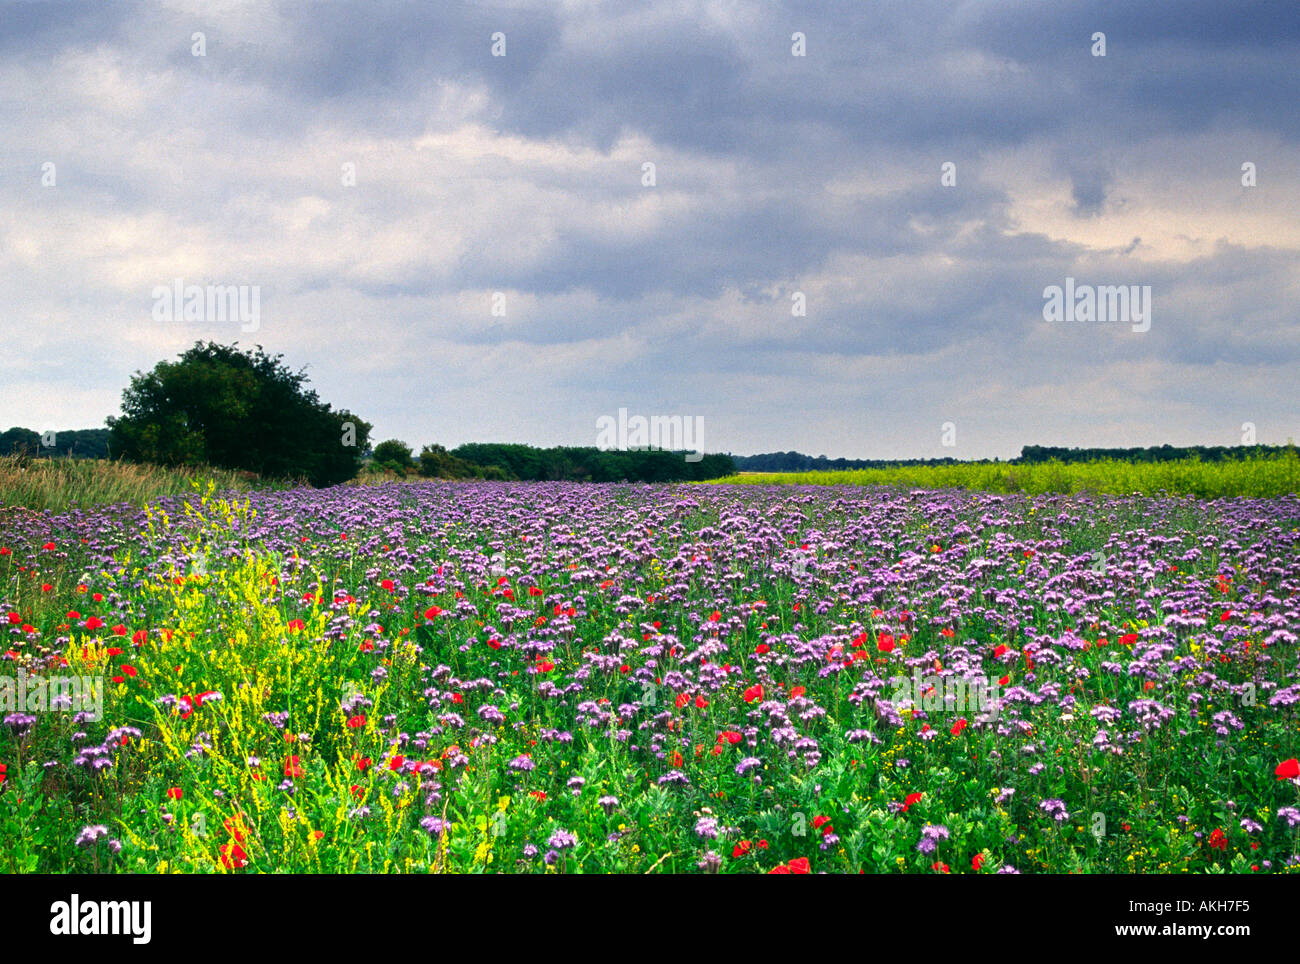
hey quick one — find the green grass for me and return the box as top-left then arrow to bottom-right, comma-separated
0,456 -> 268,513
710,452 -> 1300,499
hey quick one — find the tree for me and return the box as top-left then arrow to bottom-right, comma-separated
0,427 -> 41,456
107,342 -> 371,486
371,439 -> 414,471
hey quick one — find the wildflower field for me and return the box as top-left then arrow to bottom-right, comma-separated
2,479 -> 1299,874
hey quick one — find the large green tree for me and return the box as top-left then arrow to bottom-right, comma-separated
107,342 -> 371,486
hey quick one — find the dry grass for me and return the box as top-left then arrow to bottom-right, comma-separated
0,455 -> 264,513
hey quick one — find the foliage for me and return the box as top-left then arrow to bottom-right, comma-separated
106,342 -> 371,487
715,452 -> 1300,499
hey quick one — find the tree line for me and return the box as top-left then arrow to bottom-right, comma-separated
731,443 -> 1294,473
3,342 -> 735,486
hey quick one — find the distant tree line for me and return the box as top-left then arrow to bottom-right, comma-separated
449,443 -> 735,482
729,451 -> 967,472
731,443 -> 1295,473
1015,444 -> 1295,464
0,427 -> 112,459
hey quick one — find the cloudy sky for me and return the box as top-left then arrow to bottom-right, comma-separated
2,0 -> 1298,460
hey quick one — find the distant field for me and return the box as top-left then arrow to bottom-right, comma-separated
710,453 -> 1300,499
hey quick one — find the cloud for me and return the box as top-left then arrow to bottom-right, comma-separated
0,0 -> 1296,457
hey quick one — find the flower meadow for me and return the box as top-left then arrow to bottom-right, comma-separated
2,480 -> 1299,874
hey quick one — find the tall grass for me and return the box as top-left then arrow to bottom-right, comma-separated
0,455 -> 265,512
710,452 -> 1300,499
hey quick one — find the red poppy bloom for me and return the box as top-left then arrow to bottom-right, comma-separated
425,605 -> 443,619
166,787 -> 183,800
877,634 -> 895,653
972,853 -> 985,871
733,841 -> 752,858
1276,759 -> 1300,780
901,792 -> 923,813
284,755 -> 306,779
787,857 -> 811,874
950,718 -> 968,736
220,843 -> 249,869
743,684 -> 764,703
1118,633 -> 1139,646
347,715 -> 366,728
1208,828 -> 1228,851
286,619 -> 305,632
380,579 -> 394,591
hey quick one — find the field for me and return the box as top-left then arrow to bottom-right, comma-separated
2,477 -> 1299,874
716,452 -> 1300,499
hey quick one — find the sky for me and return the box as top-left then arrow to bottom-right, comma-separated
1,0 -> 1298,460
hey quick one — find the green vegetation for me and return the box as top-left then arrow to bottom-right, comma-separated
106,342 -> 372,487
0,455 -> 266,513
712,451 -> 1300,499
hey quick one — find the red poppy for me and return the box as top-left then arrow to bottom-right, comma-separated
219,843 -> 249,870
993,644 -> 1009,658
5,612 -> 19,624
380,579 -> 395,591
972,853 -> 985,871
951,718 -> 968,736
733,841 -> 752,858
708,610 -> 721,622
931,861 -> 950,874
347,715 -> 366,728
425,605 -> 443,619
743,684 -> 764,703
166,787 -> 183,800
877,634 -> 895,653
284,755 -> 305,779
787,857 -> 811,874
901,792 -> 923,813
1275,759 -> 1300,780
1208,828 -> 1228,851
286,619 -> 305,632
1118,633 -> 1139,646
